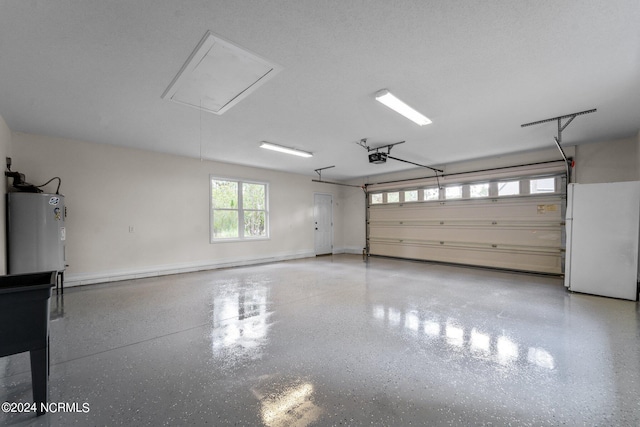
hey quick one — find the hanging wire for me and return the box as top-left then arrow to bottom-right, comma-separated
199,98 -> 203,161
36,177 -> 62,194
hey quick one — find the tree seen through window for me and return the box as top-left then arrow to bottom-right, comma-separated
211,178 -> 268,240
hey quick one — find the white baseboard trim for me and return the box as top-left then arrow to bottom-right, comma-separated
333,246 -> 366,255
65,250 -> 316,287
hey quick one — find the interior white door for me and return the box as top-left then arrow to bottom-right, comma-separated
314,193 -> 333,255
567,182 -> 640,300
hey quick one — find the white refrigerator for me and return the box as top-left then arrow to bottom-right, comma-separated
564,181 -> 640,301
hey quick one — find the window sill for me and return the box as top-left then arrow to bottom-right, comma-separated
210,237 -> 271,244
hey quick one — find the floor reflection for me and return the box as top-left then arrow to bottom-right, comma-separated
445,322 -> 464,347
252,376 -> 321,427
371,303 -> 555,370
470,328 -> 490,354
50,291 -> 65,320
527,347 -> 555,369
211,285 -> 270,362
496,335 -> 518,365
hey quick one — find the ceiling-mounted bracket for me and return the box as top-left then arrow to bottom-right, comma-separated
521,108 -> 596,182
314,165 -> 335,181
356,138 -> 406,154
312,165 -> 365,191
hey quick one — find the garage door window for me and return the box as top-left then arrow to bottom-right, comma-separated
424,188 -> 439,201
530,177 -> 555,194
498,181 -> 519,196
445,186 -> 462,199
470,183 -> 489,198
370,174 -> 560,205
404,190 -> 418,202
387,192 -> 400,203
371,193 -> 383,204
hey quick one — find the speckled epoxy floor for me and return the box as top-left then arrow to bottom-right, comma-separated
1,255 -> 639,426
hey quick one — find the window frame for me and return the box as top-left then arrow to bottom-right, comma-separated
210,175 -> 269,243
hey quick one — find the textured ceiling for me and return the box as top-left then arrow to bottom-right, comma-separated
1,0 -> 638,180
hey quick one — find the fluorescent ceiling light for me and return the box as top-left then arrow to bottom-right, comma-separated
260,142 -> 313,158
375,89 -> 432,126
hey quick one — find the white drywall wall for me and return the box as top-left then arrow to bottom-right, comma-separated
574,136 -> 639,183
11,132 -> 349,285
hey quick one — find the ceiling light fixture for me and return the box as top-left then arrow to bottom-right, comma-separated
375,89 -> 432,126
259,142 -> 313,158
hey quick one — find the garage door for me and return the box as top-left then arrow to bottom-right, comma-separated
367,161 -> 566,274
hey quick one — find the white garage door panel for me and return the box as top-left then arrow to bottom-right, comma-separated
367,175 -> 565,274
370,241 -> 562,274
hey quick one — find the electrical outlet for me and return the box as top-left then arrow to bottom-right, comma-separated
128,226 -> 134,233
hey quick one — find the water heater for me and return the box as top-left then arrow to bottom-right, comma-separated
7,193 -> 66,274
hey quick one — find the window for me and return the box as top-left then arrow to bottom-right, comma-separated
470,183 -> 489,198
368,173 -> 563,207
371,193 -> 383,204
387,192 -> 400,203
445,186 -> 462,199
404,190 -> 418,202
498,181 -> 519,196
211,177 -> 268,241
424,187 -> 439,201
530,177 -> 555,194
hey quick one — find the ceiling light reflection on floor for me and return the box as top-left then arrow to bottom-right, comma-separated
260,382 -> 321,427
527,347 -> 555,370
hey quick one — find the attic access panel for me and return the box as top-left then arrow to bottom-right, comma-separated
162,31 -> 282,115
